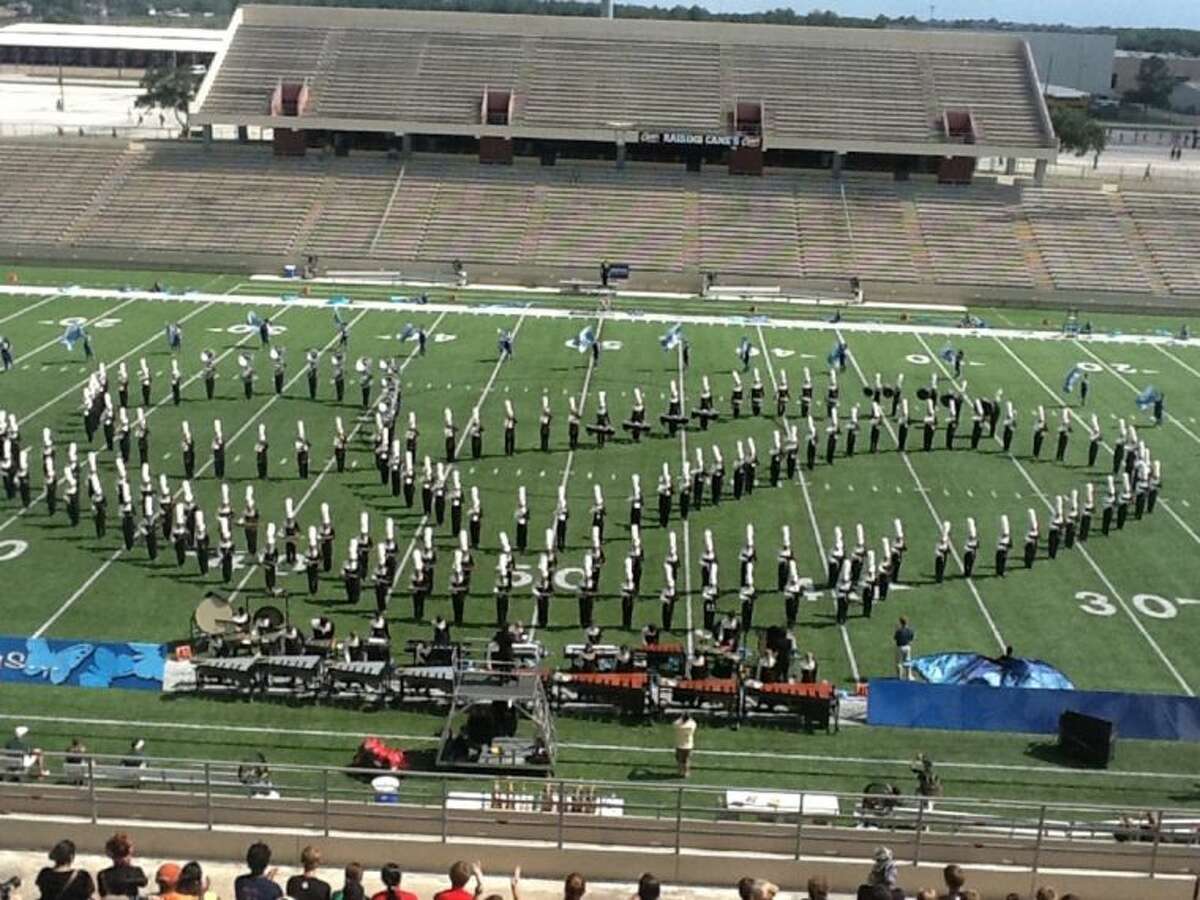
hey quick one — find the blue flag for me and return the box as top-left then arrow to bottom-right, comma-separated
1062,365 -> 1084,394
1135,386 -> 1162,411
60,322 -> 85,351
938,345 -> 957,364
568,326 -> 596,354
247,311 -> 263,328
826,340 -> 847,368
398,323 -> 416,342
736,336 -> 751,361
659,324 -> 683,351
333,308 -> 344,326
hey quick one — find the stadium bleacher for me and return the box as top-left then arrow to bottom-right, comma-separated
5,138 -> 1200,299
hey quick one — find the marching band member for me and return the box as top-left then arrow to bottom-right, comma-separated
254,423 -> 269,479
1023,508 -> 1039,569
240,485 -> 259,555
295,420 -> 310,478
170,359 -> 182,406
305,349 -> 320,400
963,517 -> 980,578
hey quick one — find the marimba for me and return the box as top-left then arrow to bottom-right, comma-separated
556,671 -> 647,715
750,680 -> 839,732
397,664 -> 455,700
671,677 -> 738,713
636,643 -> 686,675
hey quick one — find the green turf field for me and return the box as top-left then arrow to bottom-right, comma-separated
2,262 -> 1200,812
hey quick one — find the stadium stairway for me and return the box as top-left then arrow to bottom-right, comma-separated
60,146 -> 142,248
1105,190 -> 1171,296
1010,215 -> 1055,291
289,156 -> 341,254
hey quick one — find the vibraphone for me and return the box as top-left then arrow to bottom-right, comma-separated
554,671 -> 648,715
195,656 -> 258,693
750,681 -> 839,732
326,660 -> 391,698
396,664 -> 455,700
258,655 -> 324,695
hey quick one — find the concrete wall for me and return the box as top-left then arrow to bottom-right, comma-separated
1019,31 -> 1117,96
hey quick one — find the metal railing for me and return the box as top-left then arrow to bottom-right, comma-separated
4,750 -> 1200,880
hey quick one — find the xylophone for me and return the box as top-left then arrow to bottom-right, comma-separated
259,655 -> 323,694
749,680 -> 839,732
636,643 -> 686,675
670,677 -> 739,713
326,660 -> 390,695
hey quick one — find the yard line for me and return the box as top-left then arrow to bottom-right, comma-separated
835,329 -> 1005,652
1074,340 -> 1200,447
10,296 -> 140,368
225,310 -> 448,604
381,310 -> 531,608
675,340 -> 694,660
0,711 -> 1187,780
993,336 -> 1200,550
31,305 -> 342,638
1154,342 -> 1200,381
756,325 -> 860,680
916,333 -> 1193,696
15,300 -> 216,426
523,317 -> 602,631
0,292 -> 64,326
0,298 -> 251,536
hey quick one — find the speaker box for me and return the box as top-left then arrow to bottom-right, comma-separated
1058,710 -> 1115,768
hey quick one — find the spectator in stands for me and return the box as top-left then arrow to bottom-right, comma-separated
916,891 -> 937,900
97,832 -> 148,899
64,737 -> 88,766
1060,895 -> 1081,900
941,864 -> 966,899
1003,894 -> 1021,900
633,874 -> 659,900
331,864 -> 364,900
433,862 -> 483,900
735,878 -> 754,900
178,861 -> 219,900
805,876 -> 829,900
157,864 -> 186,900
235,843 -> 282,900
563,874 -> 586,900
1035,888 -> 1057,900
36,840 -> 94,900
121,738 -> 147,768
748,881 -> 777,900
286,847 -> 330,900
5,725 -> 49,777
867,847 -> 898,891
369,865 -> 416,900
960,892 -> 980,900
855,887 -> 892,900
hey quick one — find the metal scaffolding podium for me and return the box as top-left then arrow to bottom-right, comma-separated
435,667 -> 557,775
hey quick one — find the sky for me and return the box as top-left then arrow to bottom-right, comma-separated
625,1 -> 1200,30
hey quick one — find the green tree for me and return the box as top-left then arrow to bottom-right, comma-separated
135,64 -> 202,131
1126,55 -> 1176,109
1051,106 -> 1107,166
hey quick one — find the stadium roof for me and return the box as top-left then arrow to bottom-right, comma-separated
194,4 -> 1057,159
0,23 -> 224,54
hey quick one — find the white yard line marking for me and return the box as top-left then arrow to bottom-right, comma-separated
757,325 -> 861,680
676,340 -> 695,660
29,305 -> 314,637
916,333 -> 1193,696
1154,343 -> 1200,381
522,318 -> 603,631
0,292 -> 64,326
11,296 -> 140,368
0,711 -> 1187,781
993,337 -> 1200,549
1075,340 -> 1200,447
839,330 -> 1005,652
390,310 -> 530,598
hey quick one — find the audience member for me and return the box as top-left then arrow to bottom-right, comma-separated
369,865 -> 416,900
735,879 -> 754,900
1004,894 -> 1022,900
6,725 -> 49,777
331,865 -> 364,900
856,886 -> 893,900
563,873 -> 586,900
634,875 -> 659,900
748,881 -> 777,900
916,890 -> 937,900
36,840 -> 94,900
178,862 -> 218,900
941,864 -> 966,899
234,843 -> 282,900
805,875 -> 829,900
434,863 -> 483,900
960,891 -> 980,900
286,848 -> 330,900
97,833 -> 148,899
155,863 -> 187,900
1035,888 -> 1057,900
867,847 -> 898,889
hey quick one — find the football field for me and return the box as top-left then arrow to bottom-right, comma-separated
2,263 -> 1200,811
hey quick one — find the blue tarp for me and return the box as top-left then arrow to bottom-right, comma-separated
913,652 -> 1074,690
868,679 -> 1200,742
